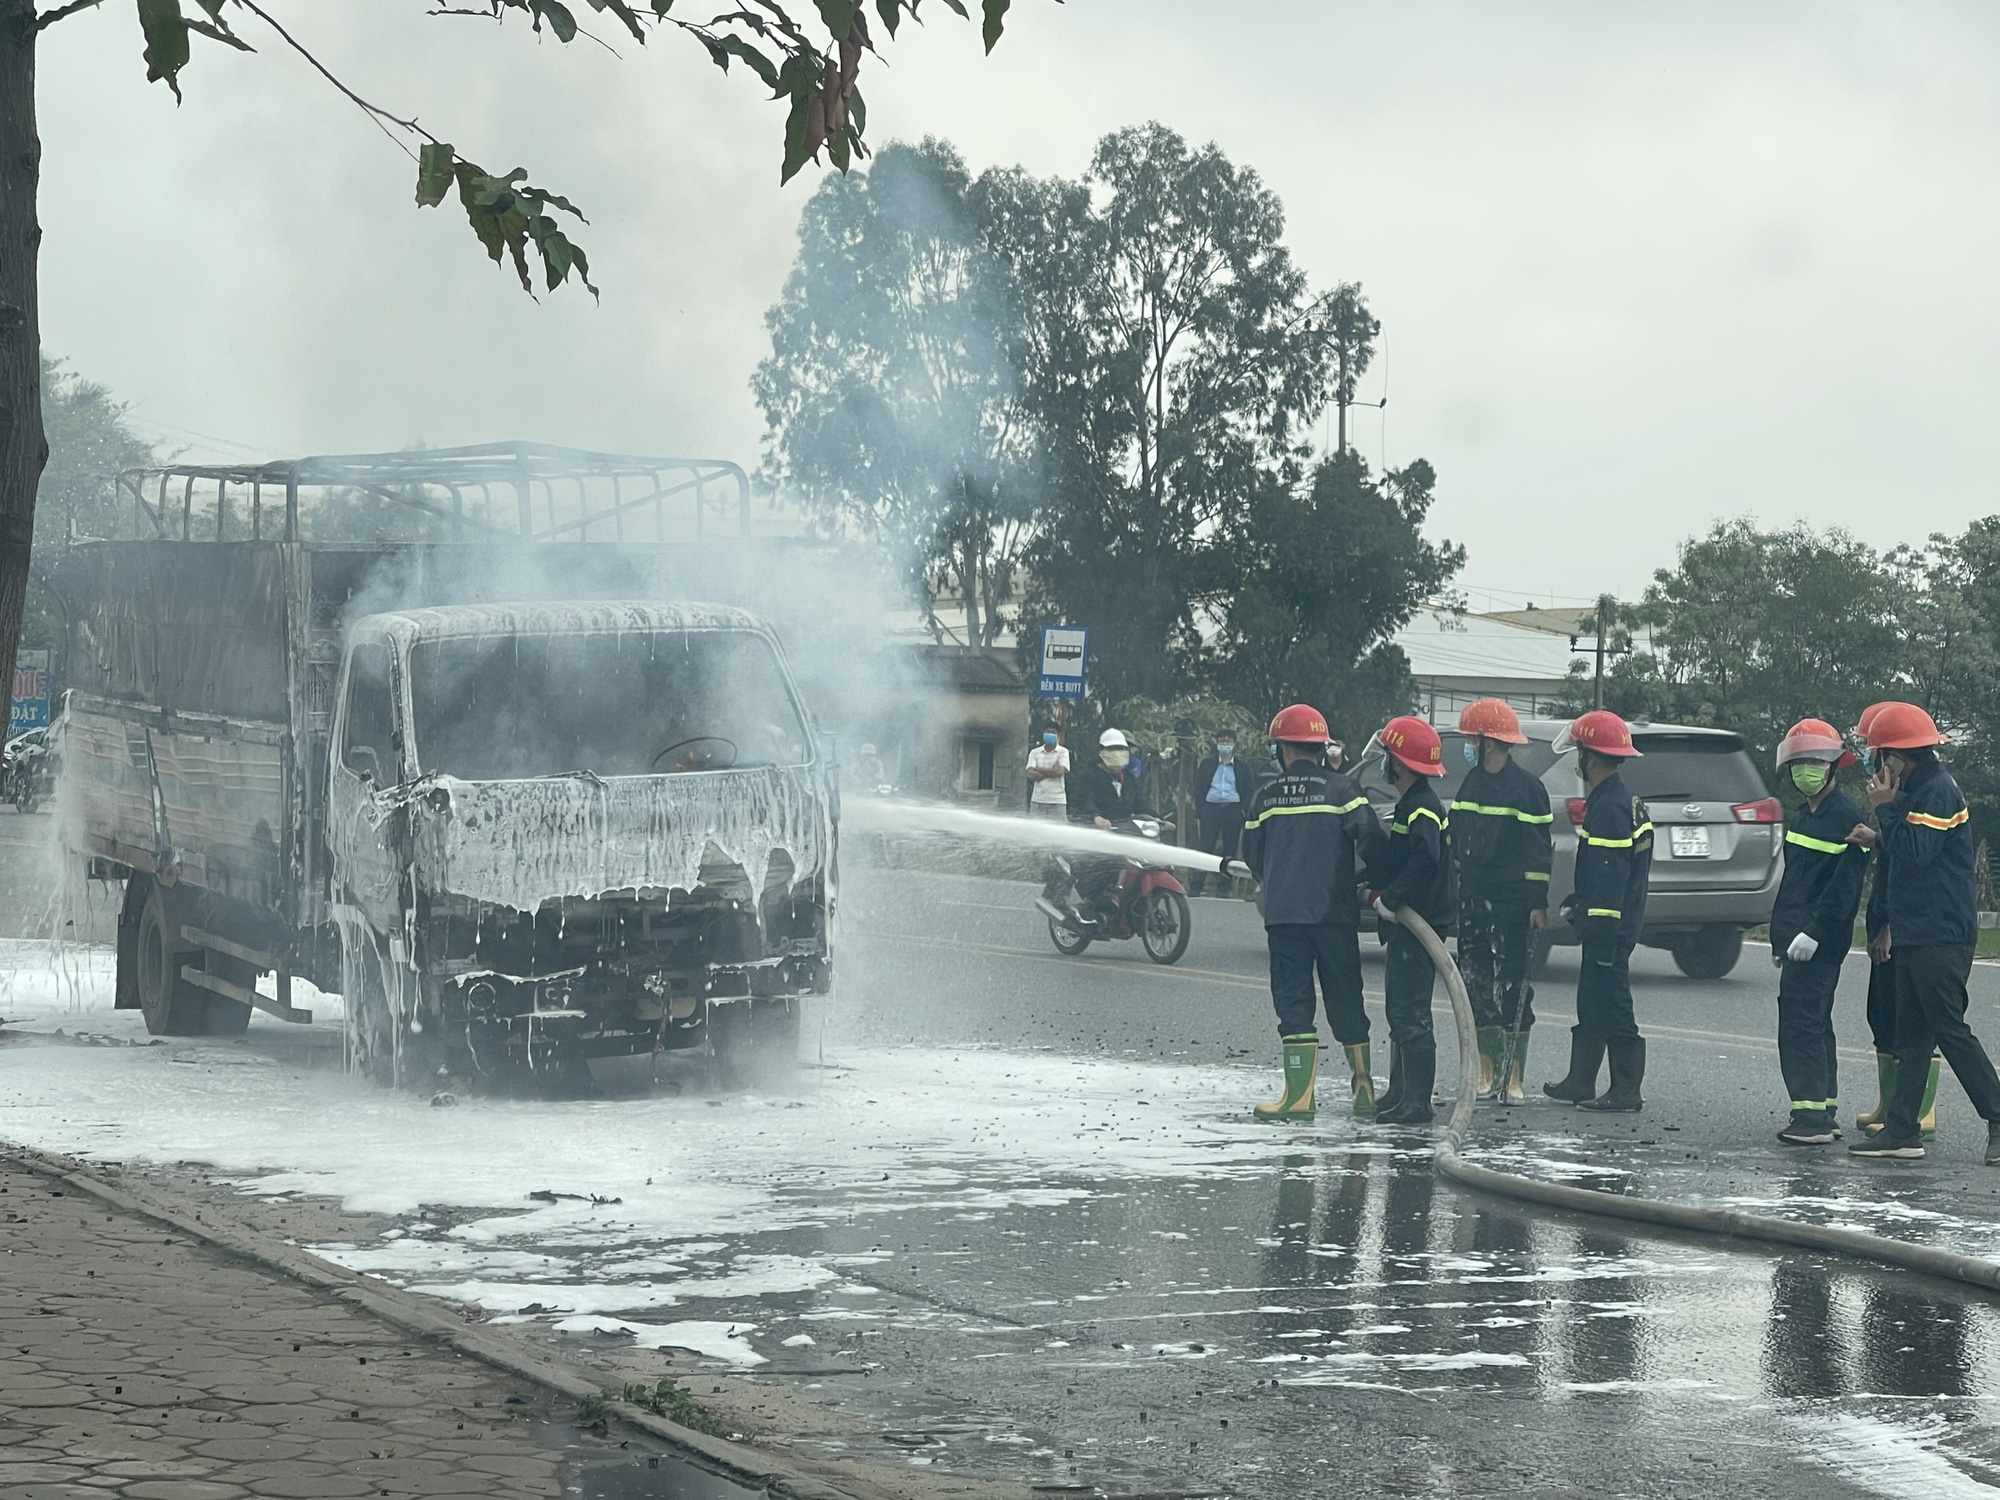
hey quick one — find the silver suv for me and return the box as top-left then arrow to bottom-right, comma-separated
1355,717 -> 1780,978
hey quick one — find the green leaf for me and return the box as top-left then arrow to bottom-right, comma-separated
582,0 -> 648,42
184,17 -> 251,51
815,0 -> 860,36
699,33 -> 780,90
415,142 -> 456,208
937,0 -> 968,17
980,0 -> 1009,52
873,0 -> 901,37
532,0 -> 578,42
135,0 -> 191,100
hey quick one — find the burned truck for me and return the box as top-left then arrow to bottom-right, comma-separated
45,444 -> 835,1090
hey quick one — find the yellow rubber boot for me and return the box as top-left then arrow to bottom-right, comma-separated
1255,1036 -> 1319,1122
1500,1031 -> 1530,1106
1856,1053 -> 1896,1134
1345,1042 -> 1377,1118
1475,1027 -> 1504,1100
1920,1053 -> 1942,1141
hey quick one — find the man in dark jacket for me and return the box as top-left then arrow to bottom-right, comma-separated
1545,710 -> 1653,1113
1767,718 -> 1869,1146
1363,715 -> 1455,1125
1239,704 -> 1383,1121
1450,698 -> 1553,1105
1188,730 -> 1249,898
1847,704 -> 2000,1164
1064,728 -> 1153,925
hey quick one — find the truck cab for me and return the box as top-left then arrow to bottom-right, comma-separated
326,602 -> 834,1089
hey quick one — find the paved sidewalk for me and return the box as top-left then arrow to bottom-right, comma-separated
0,1156 -> 598,1500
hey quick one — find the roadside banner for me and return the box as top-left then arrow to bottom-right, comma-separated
10,648 -> 51,735
1038,626 -> 1088,700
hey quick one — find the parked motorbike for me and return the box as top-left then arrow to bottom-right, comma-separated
3,727 -> 52,814
1034,817 -> 1193,965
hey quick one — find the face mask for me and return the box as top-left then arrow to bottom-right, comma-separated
1462,741 -> 1478,766
1101,748 -> 1128,771
1790,762 -> 1829,796
1043,733 -> 1058,747
1573,757 -> 1589,782
1380,762 -> 1399,788
1216,742 -> 1233,760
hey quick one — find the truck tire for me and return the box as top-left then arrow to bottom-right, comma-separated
1671,925 -> 1744,980
131,881 -> 208,1036
198,952 -> 256,1037
709,999 -> 798,1090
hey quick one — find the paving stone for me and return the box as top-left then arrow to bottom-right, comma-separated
122,1483 -> 248,1500
240,1478 -> 377,1499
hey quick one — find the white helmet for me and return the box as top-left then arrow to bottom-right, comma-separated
1098,728 -> 1129,749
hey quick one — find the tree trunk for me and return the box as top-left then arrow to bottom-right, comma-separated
0,1 -> 41,692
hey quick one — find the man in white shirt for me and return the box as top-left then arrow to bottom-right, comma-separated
1025,727 -> 1071,819
1190,729 -> 1247,896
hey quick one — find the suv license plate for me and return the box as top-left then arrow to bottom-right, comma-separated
1670,826 -> 1711,859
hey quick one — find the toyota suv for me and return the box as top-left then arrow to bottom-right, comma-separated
1356,717 -> 1780,978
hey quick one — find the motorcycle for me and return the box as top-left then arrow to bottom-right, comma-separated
1034,816 -> 1193,965
3,727 -> 52,814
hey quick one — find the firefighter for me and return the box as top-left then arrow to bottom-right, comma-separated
1768,718 -> 1868,1145
1449,699 -> 1553,1105
1850,702 -> 1940,1139
1363,715 -> 1455,1126
1846,703 -> 2000,1163
1238,704 -> 1384,1121
1544,709 -> 1652,1112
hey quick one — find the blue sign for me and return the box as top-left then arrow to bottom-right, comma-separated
1038,625 -> 1088,700
10,648 -> 51,735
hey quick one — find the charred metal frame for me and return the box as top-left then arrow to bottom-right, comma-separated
113,442 -> 751,545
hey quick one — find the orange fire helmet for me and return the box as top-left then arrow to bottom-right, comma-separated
1268,704 -> 1333,745
1376,715 -> 1446,776
1775,717 -> 1857,770
1556,709 -> 1641,758
1457,698 -> 1527,746
1865,702 -> 1947,752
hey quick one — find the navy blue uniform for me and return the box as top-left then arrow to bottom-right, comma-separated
1564,771 -> 1653,1041
1452,759 -> 1553,1034
1369,779 -> 1454,1046
1876,753 -> 2000,1138
1771,789 -> 1868,1123
1242,760 -> 1382,1041
1863,846 -> 1897,1054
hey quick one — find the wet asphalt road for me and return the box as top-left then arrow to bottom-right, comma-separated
12,800 -> 2000,1498
782,863 -> 2000,1498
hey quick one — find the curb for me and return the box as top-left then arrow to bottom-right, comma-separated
1381,909 -> 2000,1300
2,1145 -> 879,1500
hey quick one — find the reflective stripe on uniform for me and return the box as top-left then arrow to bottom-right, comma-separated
1525,871 -> 1550,881
1785,829 -> 1853,856
1242,797 -> 1368,831
1906,809 -> 1969,831
1586,907 -> 1622,918
1451,800 -> 1554,824
1391,807 -> 1449,835
1577,829 -> 1636,848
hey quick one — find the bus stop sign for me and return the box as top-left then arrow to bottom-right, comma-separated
1038,626 -> 1088,700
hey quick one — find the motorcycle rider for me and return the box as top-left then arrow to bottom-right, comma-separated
1450,698 -> 1553,1105
1238,704 -> 1384,1121
1065,728 -> 1154,925
1364,715 -> 1455,1126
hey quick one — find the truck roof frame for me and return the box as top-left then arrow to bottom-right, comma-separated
114,441 -> 751,546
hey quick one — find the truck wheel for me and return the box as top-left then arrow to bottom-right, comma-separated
709,1000 -> 797,1090
1671,925 -> 1744,980
132,882 -> 206,1036
199,952 -> 256,1037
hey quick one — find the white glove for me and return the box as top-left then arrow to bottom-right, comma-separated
1786,932 -> 1819,963
1371,895 -> 1391,919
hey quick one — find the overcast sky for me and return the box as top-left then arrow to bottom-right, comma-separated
40,0 -> 2000,606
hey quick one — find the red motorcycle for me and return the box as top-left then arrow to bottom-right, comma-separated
1035,817 -> 1193,965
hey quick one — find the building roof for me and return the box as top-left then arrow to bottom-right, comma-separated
1393,608 -> 1583,683
892,645 -> 1028,694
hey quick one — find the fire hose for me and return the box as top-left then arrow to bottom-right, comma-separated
1379,903 -> 2000,1296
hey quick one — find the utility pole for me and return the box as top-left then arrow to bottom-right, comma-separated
1569,594 -> 1624,710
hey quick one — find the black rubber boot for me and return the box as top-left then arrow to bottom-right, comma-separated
1375,1043 -> 1407,1118
1580,1036 -> 1645,1112
1375,1040 -> 1436,1125
1543,1027 -> 1607,1103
